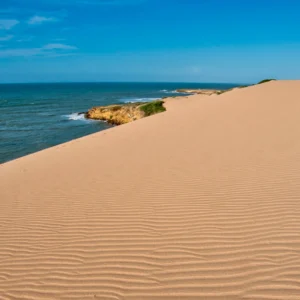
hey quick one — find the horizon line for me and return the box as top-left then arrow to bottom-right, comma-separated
0,80 -> 251,85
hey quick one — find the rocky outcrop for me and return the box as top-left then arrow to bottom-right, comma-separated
85,103 -> 144,125
85,101 -> 166,125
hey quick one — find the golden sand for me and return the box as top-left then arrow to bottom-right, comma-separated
1,80 -> 300,299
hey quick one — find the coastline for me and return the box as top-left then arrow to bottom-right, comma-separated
0,82 -> 238,164
85,100 -> 166,125
2,80 -> 300,299
83,88 -> 223,125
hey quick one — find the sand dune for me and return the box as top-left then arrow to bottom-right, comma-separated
1,80 -> 300,299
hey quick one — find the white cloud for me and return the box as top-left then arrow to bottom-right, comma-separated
0,43 -> 77,57
0,19 -> 19,30
0,35 -> 14,41
42,43 -> 77,50
28,16 -> 57,25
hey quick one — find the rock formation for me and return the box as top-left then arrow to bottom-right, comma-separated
85,101 -> 166,125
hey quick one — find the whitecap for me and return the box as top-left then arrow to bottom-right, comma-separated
65,113 -> 86,121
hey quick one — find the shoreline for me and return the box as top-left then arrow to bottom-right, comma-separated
0,83 -> 266,164
84,100 -> 166,125
83,88 -> 224,125
0,84 -> 238,164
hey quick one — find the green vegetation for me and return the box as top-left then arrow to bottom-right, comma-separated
140,100 -> 166,117
257,79 -> 276,84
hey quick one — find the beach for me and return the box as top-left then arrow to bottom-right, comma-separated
1,80 -> 300,299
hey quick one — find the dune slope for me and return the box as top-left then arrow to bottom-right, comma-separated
1,80 -> 300,299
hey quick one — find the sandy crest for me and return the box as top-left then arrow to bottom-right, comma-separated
1,80 -> 300,299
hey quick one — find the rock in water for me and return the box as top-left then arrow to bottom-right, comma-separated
85,101 -> 166,125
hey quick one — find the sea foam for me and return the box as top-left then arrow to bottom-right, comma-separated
66,113 -> 86,121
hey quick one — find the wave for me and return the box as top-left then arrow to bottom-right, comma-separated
65,113 -> 107,123
159,89 -> 179,94
159,89 -> 182,94
121,97 -> 160,103
65,113 -> 86,121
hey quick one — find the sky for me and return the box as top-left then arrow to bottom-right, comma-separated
0,0 -> 299,83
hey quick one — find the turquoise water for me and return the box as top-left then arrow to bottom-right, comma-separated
0,82 -> 239,164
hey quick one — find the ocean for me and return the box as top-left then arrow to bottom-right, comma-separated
0,82 -> 239,164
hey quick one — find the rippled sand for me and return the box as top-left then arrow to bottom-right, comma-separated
1,80 -> 300,299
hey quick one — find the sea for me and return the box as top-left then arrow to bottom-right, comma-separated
0,82 -> 239,164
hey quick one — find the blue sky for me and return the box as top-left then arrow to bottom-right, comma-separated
0,0 -> 299,83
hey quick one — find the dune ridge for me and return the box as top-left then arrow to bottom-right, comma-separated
1,80 -> 300,299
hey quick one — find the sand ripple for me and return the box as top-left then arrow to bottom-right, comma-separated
1,81 -> 300,299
